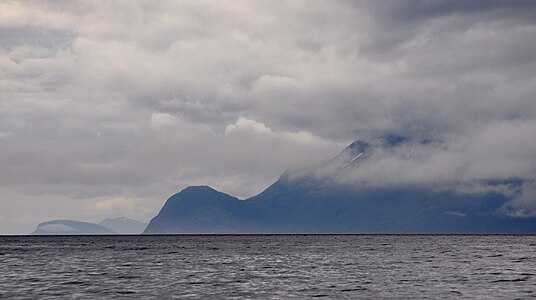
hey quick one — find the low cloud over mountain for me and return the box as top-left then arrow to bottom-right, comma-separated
1,1 -> 535,233
145,138 -> 536,233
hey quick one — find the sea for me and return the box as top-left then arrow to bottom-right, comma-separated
1,235 -> 535,299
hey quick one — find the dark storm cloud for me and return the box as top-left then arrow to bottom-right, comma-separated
0,1 -> 535,233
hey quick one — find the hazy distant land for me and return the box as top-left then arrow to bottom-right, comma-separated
33,137 -> 536,235
31,218 -> 147,235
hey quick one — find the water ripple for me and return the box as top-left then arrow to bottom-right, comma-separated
0,235 -> 535,298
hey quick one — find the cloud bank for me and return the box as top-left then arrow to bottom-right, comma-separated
0,0 -> 535,233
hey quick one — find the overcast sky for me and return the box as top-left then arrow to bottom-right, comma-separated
1,1 -> 535,234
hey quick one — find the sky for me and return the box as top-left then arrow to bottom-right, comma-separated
1,0 -> 535,234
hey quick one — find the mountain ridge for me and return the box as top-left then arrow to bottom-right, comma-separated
144,137 -> 536,234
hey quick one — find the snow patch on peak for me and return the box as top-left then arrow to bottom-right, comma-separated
342,153 -> 364,168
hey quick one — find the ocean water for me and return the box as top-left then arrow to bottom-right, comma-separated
1,235 -> 535,299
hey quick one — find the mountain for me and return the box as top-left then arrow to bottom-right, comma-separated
31,220 -> 115,235
99,217 -> 147,234
144,137 -> 536,234
144,186 -> 262,233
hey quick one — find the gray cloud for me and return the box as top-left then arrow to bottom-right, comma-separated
0,1 -> 535,233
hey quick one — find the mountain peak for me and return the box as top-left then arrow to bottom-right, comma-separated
341,134 -> 409,157
182,185 -> 217,192
345,140 -> 370,154
177,185 -> 227,198
329,139 -> 371,169
144,185 -> 245,234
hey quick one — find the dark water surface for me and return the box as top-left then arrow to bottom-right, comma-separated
1,235 -> 535,299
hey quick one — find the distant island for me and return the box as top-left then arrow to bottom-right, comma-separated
31,217 -> 147,235
144,137 -> 536,234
